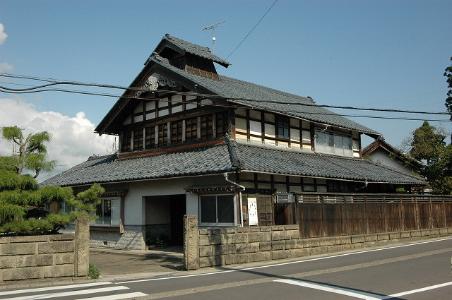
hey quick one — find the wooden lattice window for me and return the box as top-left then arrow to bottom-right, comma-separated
276,116 -> 290,139
171,120 -> 183,144
121,130 -> 131,152
185,117 -> 198,142
216,111 -> 229,137
200,115 -> 213,140
158,123 -> 168,145
133,129 -> 143,151
145,126 -> 155,149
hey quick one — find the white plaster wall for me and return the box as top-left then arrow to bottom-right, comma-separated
123,175 -> 228,226
367,149 -> 414,175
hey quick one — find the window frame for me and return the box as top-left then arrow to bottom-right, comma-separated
198,194 -> 236,226
93,197 -> 121,227
275,116 -> 290,140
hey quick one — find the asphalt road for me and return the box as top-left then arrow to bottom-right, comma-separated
1,237 -> 452,300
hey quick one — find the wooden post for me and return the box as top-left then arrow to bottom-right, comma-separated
429,197 -> 433,229
365,195 -> 369,235
443,198 -> 447,228
399,196 -> 404,232
415,195 -> 420,230
383,196 -> 389,232
321,195 -> 326,237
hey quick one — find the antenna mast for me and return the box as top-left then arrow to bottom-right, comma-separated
202,20 -> 225,53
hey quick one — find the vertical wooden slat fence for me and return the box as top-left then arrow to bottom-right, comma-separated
276,193 -> 452,238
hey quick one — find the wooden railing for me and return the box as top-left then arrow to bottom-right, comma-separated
273,193 -> 452,238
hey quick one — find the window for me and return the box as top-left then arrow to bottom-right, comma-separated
200,195 -> 235,225
200,115 -> 213,140
94,198 -> 120,226
158,123 -> 168,145
276,117 -> 290,139
315,130 -> 353,157
171,120 -> 183,144
145,126 -> 155,149
185,117 -> 198,142
133,129 -> 143,151
216,111 -> 229,137
121,131 -> 131,152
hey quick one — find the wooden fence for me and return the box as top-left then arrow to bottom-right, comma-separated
272,193 -> 452,238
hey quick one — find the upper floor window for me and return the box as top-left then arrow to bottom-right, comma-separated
315,130 -> 353,157
145,126 -> 155,149
121,131 -> 131,152
133,129 -> 143,151
158,123 -> 168,145
171,120 -> 183,144
276,116 -> 290,139
216,111 -> 229,137
185,117 -> 198,142
200,115 -> 213,140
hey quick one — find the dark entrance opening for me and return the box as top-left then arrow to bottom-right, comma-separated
144,194 -> 186,247
169,194 -> 186,246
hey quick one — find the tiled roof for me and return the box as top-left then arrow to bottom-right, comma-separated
42,144 -> 233,186
161,34 -> 230,67
43,139 -> 425,187
151,55 -> 380,136
231,141 -> 425,185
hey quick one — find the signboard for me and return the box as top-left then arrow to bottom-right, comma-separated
248,197 -> 258,226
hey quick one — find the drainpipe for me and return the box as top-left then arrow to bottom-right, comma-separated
224,173 -> 245,227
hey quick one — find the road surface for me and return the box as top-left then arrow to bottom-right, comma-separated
1,237 -> 452,299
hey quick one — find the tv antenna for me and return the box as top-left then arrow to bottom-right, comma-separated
202,20 -> 225,53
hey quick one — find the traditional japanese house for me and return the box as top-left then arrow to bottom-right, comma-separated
44,34 -> 425,250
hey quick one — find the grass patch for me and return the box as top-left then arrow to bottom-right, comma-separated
88,264 -> 100,279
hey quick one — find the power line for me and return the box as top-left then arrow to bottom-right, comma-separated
226,0 -> 279,59
1,72 -> 449,116
1,86 -> 450,123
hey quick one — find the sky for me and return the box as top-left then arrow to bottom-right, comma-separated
0,0 -> 451,179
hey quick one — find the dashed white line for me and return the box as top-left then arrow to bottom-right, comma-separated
0,282 -> 112,296
385,281 -> 452,299
74,292 -> 148,300
1,286 -> 129,300
274,278 -> 383,299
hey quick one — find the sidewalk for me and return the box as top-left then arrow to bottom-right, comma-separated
90,246 -> 184,279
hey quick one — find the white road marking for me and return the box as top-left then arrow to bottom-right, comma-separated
73,292 -> 148,300
115,236 -> 452,284
2,286 -> 129,300
385,281 -> 452,299
274,279 -> 383,300
0,282 -> 112,296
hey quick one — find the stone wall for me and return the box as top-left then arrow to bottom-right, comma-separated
90,225 -> 146,250
187,219 -> 452,269
0,218 -> 90,282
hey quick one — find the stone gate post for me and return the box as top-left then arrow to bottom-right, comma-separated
184,215 -> 199,270
74,215 -> 90,277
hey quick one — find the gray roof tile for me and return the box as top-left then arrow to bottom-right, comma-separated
151,55 -> 379,136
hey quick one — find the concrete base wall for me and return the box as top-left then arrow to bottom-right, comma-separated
90,225 -> 146,250
194,225 -> 452,268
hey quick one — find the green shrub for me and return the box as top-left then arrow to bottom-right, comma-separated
88,264 -> 100,279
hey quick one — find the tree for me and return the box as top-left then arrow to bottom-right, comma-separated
409,121 -> 452,194
1,126 -> 55,178
445,57 -> 452,118
0,125 -> 104,235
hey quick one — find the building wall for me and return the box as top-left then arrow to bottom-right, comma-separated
367,149 -> 415,175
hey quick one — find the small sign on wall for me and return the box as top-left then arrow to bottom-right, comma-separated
248,197 -> 258,226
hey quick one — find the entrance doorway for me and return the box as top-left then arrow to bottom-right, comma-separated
144,194 -> 186,247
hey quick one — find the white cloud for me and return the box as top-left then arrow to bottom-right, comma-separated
0,98 -> 116,181
0,23 -> 7,44
0,62 -> 13,73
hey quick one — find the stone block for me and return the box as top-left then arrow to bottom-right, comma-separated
310,246 -> 327,256
199,246 -> 213,257
199,256 -> 221,268
319,237 -> 336,246
36,254 -> 54,266
271,231 -> 287,241
50,234 -> 75,241
249,252 -> 271,262
448,227 -> 452,234
198,229 -> 209,235
54,253 -> 74,265
199,235 -> 222,246
235,254 -> 250,264
249,227 -> 261,232
213,244 -> 236,255
410,230 -> 421,237
0,256 -> 15,268
284,239 -> 298,249
271,225 -> 285,231
259,241 -> 272,251
14,255 -> 37,268
290,248 -> 310,258
0,237 -> 10,244
400,231 -> 411,239
365,234 -> 378,242
235,242 -> 259,253
327,245 -> 342,253
248,232 -> 264,243
0,243 -> 36,255
439,228 -> 448,236
38,241 -> 74,254
351,235 -> 365,244
301,238 -> 321,248
272,250 -> 289,260
232,234 -> 248,244
44,264 -> 74,278
286,230 -> 300,240
2,267 -> 44,281
389,232 -> 401,240
260,227 -> 271,232
10,235 -> 49,243
377,233 -> 389,241
271,240 -> 285,250
284,225 -> 299,231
